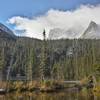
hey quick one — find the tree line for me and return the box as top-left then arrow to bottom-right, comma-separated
0,35 -> 100,81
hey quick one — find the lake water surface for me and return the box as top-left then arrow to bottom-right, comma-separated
0,90 -> 100,100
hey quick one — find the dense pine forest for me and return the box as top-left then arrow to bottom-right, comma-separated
0,32 -> 100,82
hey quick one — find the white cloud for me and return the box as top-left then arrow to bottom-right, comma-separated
8,4 -> 100,39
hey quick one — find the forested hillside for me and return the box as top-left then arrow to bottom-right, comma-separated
0,32 -> 100,81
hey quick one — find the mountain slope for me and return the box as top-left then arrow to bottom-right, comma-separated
0,23 -> 16,39
81,21 -> 100,39
48,28 -> 79,40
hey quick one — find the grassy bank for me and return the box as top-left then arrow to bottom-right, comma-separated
0,80 -> 65,93
0,79 -> 100,94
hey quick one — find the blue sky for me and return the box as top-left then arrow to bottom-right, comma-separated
0,0 -> 100,23
0,0 -> 100,39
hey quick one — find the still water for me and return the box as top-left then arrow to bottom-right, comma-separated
0,91 -> 100,100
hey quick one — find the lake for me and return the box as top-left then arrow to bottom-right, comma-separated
0,90 -> 100,100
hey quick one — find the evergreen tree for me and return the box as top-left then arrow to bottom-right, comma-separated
26,47 -> 35,82
0,48 -> 4,80
0,48 -> 4,70
39,29 -> 49,81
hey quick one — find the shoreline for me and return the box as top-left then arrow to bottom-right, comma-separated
0,80 -> 81,94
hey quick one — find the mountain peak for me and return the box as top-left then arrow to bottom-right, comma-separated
81,21 -> 100,39
90,21 -> 97,25
89,21 -> 97,28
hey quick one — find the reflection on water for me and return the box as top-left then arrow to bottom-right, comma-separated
0,91 -> 100,100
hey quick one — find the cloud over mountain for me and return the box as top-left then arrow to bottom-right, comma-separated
8,4 -> 100,39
